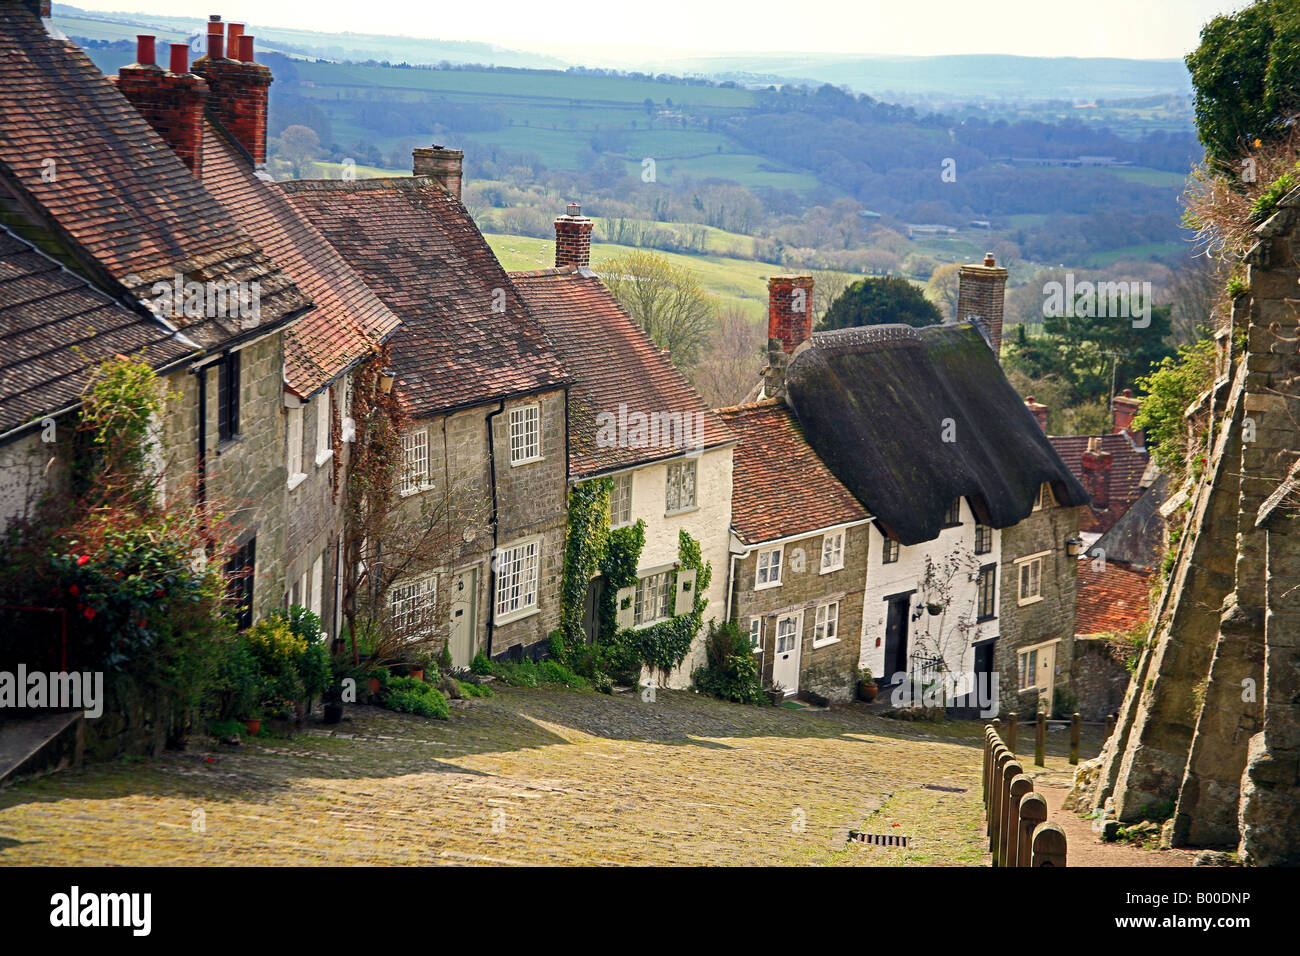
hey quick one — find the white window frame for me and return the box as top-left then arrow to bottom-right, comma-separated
820,531 -> 845,573
315,387 -> 333,466
755,546 -> 783,590
633,567 -> 675,628
287,405 -> 306,490
609,471 -> 634,528
881,535 -> 900,564
813,601 -> 839,648
310,551 -> 324,620
400,427 -> 430,496
665,458 -> 698,514
1018,647 -> 1039,691
509,403 -> 542,465
495,536 -> 540,623
775,612 -> 801,655
1015,550 -> 1049,606
748,617 -> 763,654
390,571 -> 437,640
1033,482 -> 1053,512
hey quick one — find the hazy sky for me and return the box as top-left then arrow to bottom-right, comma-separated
70,0 -> 1249,61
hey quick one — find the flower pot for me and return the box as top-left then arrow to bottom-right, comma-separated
858,681 -> 879,703
927,603 -> 943,616
409,669 -> 424,682
323,702 -> 344,725
367,677 -> 381,695
244,718 -> 261,736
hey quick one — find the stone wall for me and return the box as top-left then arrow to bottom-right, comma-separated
1070,636 -> 1133,721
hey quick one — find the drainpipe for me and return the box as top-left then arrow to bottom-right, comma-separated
196,365 -> 208,516
484,400 -> 505,658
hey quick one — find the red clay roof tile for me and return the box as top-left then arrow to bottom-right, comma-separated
1075,559 -> 1151,635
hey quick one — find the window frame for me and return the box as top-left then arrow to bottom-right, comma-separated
390,571 -> 438,640
976,562 -> 997,622
812,601 -> 840,648
664,458 -> 698,514
217,351 -> 241,443
755,546 -> 783,590
225,537 -> 256,632
315,387 -> 333,466
509,402 -> 542,466
820,531 -> 845,573
748,617 -> 763,655
942,498 -> 962,527
608,471 -> 634,528
286,404 -> 306,490
400,427 -> 430,497
881,536 -> 900,565
1015,551 -> 1048,606
632,567 -> 675,628
494,536 -> 541,624
1018,648 -> 1038,690
975,522 -> 993,555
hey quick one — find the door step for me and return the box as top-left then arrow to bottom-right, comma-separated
0,712 -> 84,786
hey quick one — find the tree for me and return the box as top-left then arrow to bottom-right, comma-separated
925,263 -> 962,321
1186,0 -> 1300,170
272,124 -> 321,179
688,305 -> 765,408
599,250 -> 714,367
819,276 -> 942,331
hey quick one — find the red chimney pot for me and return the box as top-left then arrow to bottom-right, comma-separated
136,35 -> 155,66
169,43 -> 189,74
207,30 -> 225,60
238,35 -> 254,62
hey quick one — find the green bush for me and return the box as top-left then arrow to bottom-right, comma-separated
457,679 -> 494,699
470,651 -> 493,675
381,676 -> 449,719
215,638 -> 264,720
692,620 -> 767,705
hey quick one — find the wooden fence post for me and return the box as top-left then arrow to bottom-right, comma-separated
1016,793 -> 1047,868
999,764 -> 1027,867
990,749 -> 1013,859
983,727 -> 997,808
1005,774 -> 1033,867
1032,823 -> 1068,867
1069,712 -> 1081,765
1035,711 -> 1046,767
1006,712 -> 1017,754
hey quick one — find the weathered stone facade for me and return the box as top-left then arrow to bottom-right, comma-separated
731,523 -> 871,703
1079,187 -> 1300,866
1069,636 -> 1134,722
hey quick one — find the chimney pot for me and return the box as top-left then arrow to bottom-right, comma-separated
767,275 -> 814,353
983,252 -> 996,267
238,34 -> 254,62
207,29 -> 225,60
1024,395 -> 1049,433
136,35 -> 156,66
1081,437 -> 1114,509
169,43 -> 189,74
227,22 -> 245,40
191,35 -> 272,163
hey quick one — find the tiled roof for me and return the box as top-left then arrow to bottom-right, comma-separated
0,9 -> 307,349
282,177 -> 571,415
0,221 -> 193,437
1076,559 -> 1151,636
510,266 -> 733,477
1050,432 -> 1149,533
715,399 -> 869,545
200,130 -> 400,397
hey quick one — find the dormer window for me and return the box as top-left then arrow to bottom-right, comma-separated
943,498 -> 962,527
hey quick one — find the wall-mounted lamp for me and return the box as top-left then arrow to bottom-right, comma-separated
1065,536 -> 1084,558
378,368 -> 396,394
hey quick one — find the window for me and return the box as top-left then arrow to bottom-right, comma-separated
1017,554 -> 1045,605
609,472 -> 633,528
975,523 -> 993,555
755,547 -> 782,589
1018,648 -> 1038,690
882,536 -> 900,564
665,458 -> 697,513
633,569 -> 675,626
749,618 -> 763,654
1033,483 -> 1053,511
287,405 -> 305,488
813,602 -> 839,647
943,498 -> 962,526
977,563 -> 996,621
315,388 -> 332,465
820,531 -> 845,572
495,538 -> 540,621
775,615 -> 799,654
310,551 -> 325,621
400,428 -> 429,495
509,403 -> 541,465
217,351 -> 241,442
391,573 -> 437,639
226,537 -> 256,632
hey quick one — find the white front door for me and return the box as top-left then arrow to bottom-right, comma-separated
772,612 -> 802,696
448,566 -> 478,668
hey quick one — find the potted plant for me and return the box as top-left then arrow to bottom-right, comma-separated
243,709 -> 263,737
926,601 -> 944,616
858,667 -> 879,702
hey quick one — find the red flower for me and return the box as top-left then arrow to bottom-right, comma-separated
76,555 -> 91,566
154,589 -> 165,598
68,585 -> 79,597
83,607 -> 97,620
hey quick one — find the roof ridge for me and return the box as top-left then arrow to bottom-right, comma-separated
713,397 -> 785,416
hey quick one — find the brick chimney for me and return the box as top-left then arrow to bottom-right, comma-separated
554,202 -> 593,269
191,16 -> 273,165
1024,395 -> 1049,434
1081,437 -> 1113,509
767,275 -> 814,353
17,0 -> 51,17
958,253 -> 1008,360
1112,388 -> 1141,439
114,38 -> 209,176
413,145 -> 464,200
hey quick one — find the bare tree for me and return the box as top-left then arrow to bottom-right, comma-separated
812,271 -> 855,325
1167,252 -> 1227,346
925,263 -> 962,321
688,305 -> 765,408
599,250 -> 714,367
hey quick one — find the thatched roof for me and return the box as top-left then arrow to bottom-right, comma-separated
785,322 -> 1089,545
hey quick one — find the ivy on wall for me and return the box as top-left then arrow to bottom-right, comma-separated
559,477 -> 612,648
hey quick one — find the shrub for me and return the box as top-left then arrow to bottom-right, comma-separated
381,676 -> 449,719
457,679 -> 494,699
470,651 -> 493,675
692,620 -> 767,705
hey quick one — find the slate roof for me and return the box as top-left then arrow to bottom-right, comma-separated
200,129 -> 401,397
715,399 -> 868,545
0,8 -> 307,349
1076,559 -> 1151,636
785,322 -> 1089,546
282,177 -> 571,416
1050,431 -> 1149,534
1091,472 -> 1167,572
0,220 -> 193,437
510,265 -> 733,477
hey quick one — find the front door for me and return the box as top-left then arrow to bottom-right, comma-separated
772,612 -> 802,696
883,593 -> 912,685
448,566 -> 478,668
580,575 -> 604,644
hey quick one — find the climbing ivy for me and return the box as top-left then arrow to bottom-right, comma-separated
558,478 -> 612,654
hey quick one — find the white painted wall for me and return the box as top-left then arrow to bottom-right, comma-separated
859,498 -> 1001,699
618,444 -> 734,688
0,430 -> 58,531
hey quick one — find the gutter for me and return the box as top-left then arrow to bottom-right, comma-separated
484,400 -> 505,658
